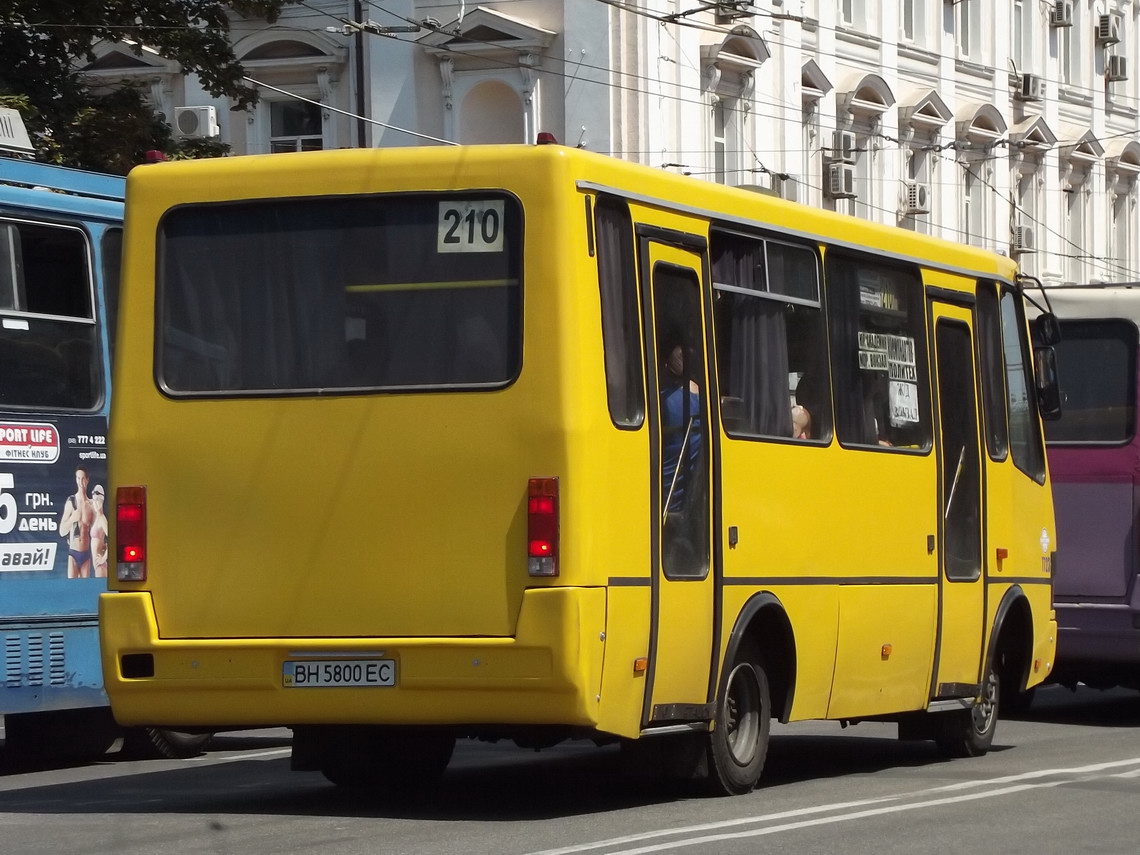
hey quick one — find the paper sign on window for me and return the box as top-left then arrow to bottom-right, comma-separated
437,200 -> 505,253
889,380 -> 921,425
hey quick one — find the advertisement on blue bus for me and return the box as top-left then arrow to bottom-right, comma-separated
1,133 -> 209,761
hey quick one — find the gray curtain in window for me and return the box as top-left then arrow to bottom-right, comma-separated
712,242 -> 792,437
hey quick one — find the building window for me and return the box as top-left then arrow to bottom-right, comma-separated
1011,0 -> 1034,69
1060,15 -> 1084,87
1015,171 -> 1041,277
903,146 -> 932,235
1065,188 -> 1086,283
702,29 -> 767,187
962,159 -> 989,248
1111,191 -> 1136,280
901,0 -> 925,45
840,0 -> 864,28
712,99 -> 745,185
269,101 -> 323,152
955,0 -> 990,63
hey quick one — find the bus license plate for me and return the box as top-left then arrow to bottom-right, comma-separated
283,659 -> 396,688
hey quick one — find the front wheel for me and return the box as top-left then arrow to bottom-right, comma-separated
935,664 -> 999,758
705,644 -> 771,795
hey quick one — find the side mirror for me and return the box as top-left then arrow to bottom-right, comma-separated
1034,345 -> 1062,420
1034,312 -> 1062,346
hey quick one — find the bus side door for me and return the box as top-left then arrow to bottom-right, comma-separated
930,299 -> 987,696
638,232 -> 717,725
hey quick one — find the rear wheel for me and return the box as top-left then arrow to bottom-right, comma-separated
705,643 -> 771,795
122,727 -> 212,760
935,662 -> 999,758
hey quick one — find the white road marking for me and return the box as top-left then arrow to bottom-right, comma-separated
524,757 -> 1140,855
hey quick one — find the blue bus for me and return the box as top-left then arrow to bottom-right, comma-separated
0,154 -> 207,759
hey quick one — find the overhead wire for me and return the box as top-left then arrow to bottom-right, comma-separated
14,2 -> 1140,277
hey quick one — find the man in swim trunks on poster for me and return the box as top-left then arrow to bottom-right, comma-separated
58,465 -> 95,578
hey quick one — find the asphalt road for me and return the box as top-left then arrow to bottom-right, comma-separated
2,684 -> 1138,855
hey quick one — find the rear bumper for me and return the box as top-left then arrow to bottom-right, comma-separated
100,587 -> 606,729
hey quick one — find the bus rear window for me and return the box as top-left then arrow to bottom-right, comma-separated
159,193 -> 522,394
0,219 -> 100,410
1046,319 -> 1137,444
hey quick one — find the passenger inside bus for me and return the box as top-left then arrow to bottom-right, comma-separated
660,342 -> 700,517
791,371 -> 822,440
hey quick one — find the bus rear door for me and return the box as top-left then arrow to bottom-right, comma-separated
638,232 -> 716,726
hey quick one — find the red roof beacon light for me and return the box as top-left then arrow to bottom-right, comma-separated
116,486 -> 147,581
527,477 -> 559,577
536,132 -> 559,145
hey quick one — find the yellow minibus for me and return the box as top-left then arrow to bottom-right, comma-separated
101,143 -> 1057,794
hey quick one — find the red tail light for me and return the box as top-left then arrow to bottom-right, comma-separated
116,486 -> 147,581
528,477 -> 559,577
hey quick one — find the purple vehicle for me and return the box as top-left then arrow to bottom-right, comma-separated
1041,285 -> 1140,696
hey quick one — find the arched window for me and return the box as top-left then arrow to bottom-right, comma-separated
701,26 -> 769,186
1007,116 -> 1056,277
835,73 -> 895,221
954,103 -> 1006,250
897,89 -> 952,235
233,33 -> 346,155
460,81 -> 526,144
421,8 -> 555,145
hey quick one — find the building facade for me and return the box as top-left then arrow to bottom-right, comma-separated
87,1 -> 1140,284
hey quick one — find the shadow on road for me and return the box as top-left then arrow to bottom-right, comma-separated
4,685 -> 1129,820
0,723 -> 1009,822
1003,685 -> 1140,727
0,728 -> 292,777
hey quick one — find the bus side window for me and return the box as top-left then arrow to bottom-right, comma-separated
824,253 -> 930,451
594,196 -> 644,427
710,230 -> 830,441
975,281 -> 1009,460
1000,290 -> 1046,482
0,219 -> 100,410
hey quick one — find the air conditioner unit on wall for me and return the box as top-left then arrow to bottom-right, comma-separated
1050,0 -> 1074,28
903,181 -> 930,215
832,129 -> 857,163
1108,54 -> 1129,82
1012,223 -> 1036,255
173,106 -> 219,139
826,162 -> 856,199
1097,14 -> 1122,45
1016,73 -> 1045,103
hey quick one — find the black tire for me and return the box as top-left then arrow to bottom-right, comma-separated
121,727 -> 212,760
321,730 -> 455,791
935,663 -> 999,758
705,643 -> 771,795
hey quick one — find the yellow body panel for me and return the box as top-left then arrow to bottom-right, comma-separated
101,586 -> 606,727
102,144 -> 1055,741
